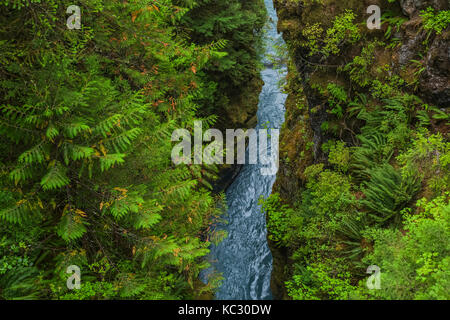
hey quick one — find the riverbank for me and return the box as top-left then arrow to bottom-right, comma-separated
268,0 -> 449,300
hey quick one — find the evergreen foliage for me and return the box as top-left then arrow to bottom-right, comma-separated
175,0 -> 267,118
0,0 -> 257,299
263,1 -> 449,301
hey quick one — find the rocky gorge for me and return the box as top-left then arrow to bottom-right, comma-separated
268,0 -> 449,299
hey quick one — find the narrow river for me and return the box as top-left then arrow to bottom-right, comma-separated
204,0 -> 288,300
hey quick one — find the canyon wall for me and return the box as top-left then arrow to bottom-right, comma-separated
270,0 -> 449,299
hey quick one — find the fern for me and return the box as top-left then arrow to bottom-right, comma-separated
350,133 -> 394,183
0,266 -> 41,300
361,164 -> 421,224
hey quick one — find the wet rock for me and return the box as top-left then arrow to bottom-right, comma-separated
213,164 -> 243,193
270,0 -> 449,300
398,37 -> 421,65
269,239 -> 289,300
420,32 -> 450,106
398,18 -> 425,65
400,0 -> 449,17
275,0 -> 303,16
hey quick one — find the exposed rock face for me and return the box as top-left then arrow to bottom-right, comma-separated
400,0 -> 448,17
214,77 -> 263,193
398,18 -> 426,65
270,0 -> 449,299
397,0 -> 450,106
421,31 -> 450,106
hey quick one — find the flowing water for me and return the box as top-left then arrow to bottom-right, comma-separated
204,0 -> 287,300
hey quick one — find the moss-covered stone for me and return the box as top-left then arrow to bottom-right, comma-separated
270,0 -> 450,300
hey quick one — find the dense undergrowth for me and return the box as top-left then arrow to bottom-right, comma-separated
0,0 -> 448,301
266,0 -> 449,300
